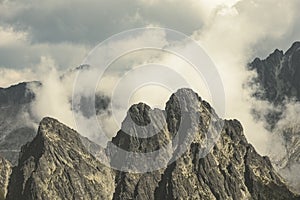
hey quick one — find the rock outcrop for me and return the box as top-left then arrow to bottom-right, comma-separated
249,42 -> 300,104
6,117 -> 115,200
249,42 -> 300,193
0,82 -> 38,165
0,156 -> 11,198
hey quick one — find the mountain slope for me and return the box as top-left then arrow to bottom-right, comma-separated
249,41 -> 300,192
6,117 -> 115,200
0,79 -> 110,166
109,89 -> 298,200
0,82 -> 38,165
5,89 -> 298,200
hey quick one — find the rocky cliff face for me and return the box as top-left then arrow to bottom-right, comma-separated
5,89 -> 299,200
249,42 -> 300,104
249,42 -> 300,193
0,156 -> 11,198
0,82 -> 38,165
6,117 -> 115,200
109,89 -> 298,200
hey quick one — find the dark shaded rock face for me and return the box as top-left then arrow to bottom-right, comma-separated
0,82 -> 38,165
249,42 -> 300,193
5,89 -> 299,200
6,117 -> 115,200
249,42 -> 300,104
108,89 -> 298,200
0,82 -> 36,105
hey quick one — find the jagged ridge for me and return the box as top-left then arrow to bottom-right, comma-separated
6,117 -> 115,200
249,42 -> 300,193
5,89 -> 299,200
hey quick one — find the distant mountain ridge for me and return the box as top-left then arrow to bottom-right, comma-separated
0,79 -> 110,165
0,82 -> 38,165
250,41 -> 300,104
249,41 -> 300,193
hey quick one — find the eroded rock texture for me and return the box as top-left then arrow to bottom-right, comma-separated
249,42 -> 300,193
6,117 -> 115,200
109,89 -> 298,200
5,89 -> 299,200
0,156 -> 11,198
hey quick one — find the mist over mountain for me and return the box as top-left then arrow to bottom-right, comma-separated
4,89 -> 299,200
0,42 -> 300,199
0,77 -> 110,166
1,0 -> 300,199
249,41 -> 300,193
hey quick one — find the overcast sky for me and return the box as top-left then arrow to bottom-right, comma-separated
1,0 -> 300,160
0,0 -> 299,74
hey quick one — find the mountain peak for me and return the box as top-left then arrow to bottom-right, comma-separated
109,89 -> 298,199
38,117 -> 79,143
249,42 -> 300,193
249,41 -> 300,103
287,41 -> 300,54
6,116 -> 115,200
0,81 -> 38,105
39,116 -> 59,125
174,87 -> 201,96
127,103 -> 152,126
5,88 -> 299,199
168,88 -> 202,108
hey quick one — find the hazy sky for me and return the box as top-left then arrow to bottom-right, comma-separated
0,0 -> 299,74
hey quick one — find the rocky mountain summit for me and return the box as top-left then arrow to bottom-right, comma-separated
6,117 -> 115,200
0,80 -> 110,166
250,41 -> 300,104
4,89 -> 299,200
249,42 -> 300,192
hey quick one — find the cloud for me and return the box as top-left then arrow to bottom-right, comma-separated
269,101 -> 300,193
0,0 -> 239,74
189,0 -> 300,190
190,0 -> 300,154
0,0 -> 212,45
2,0 -> 298,153
0,68 -> 35,87
0,26 -> 88,71
29,57 -> 76,128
